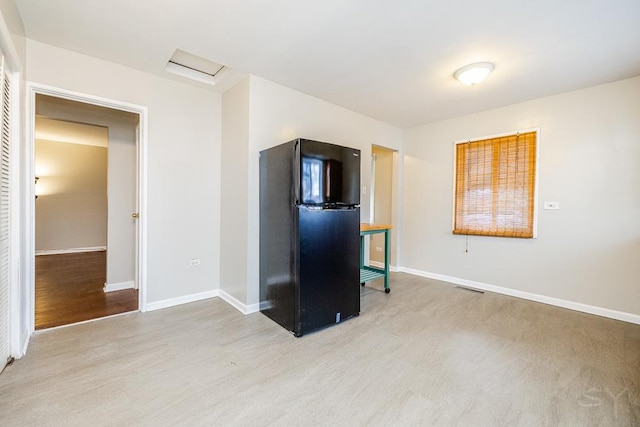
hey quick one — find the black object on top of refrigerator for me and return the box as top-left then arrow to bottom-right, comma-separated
259,138 -> 361,337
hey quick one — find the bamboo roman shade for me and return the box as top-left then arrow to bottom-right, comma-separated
454,131 -> 537,238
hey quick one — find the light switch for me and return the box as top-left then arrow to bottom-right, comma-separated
544,201 -> 560,210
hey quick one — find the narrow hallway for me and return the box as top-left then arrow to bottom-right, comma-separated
35,251 -> 137,329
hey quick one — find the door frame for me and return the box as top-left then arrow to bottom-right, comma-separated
25,82 -> 148,334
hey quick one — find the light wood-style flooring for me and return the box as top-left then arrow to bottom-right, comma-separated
35,251 -> 138,329
2,273 -> 639,425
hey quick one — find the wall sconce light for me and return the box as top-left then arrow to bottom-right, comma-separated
454,62 -> 494,86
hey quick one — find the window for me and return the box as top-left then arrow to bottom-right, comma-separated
453,131 -> 537,238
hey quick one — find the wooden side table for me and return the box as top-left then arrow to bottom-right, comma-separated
360,223 -> 392,293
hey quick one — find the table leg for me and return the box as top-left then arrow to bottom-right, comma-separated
360,235 -> 365,286
383,229 -> 390,293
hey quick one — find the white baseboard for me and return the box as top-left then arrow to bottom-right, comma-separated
145,290 -> 219,312
218,289 -> 260,315
398,267 -> 640,325
143,289 -> 260,316
104,281 -> 135,293
35,246 -> 106,256
19,329 -> 30,359
368,260 -> 399,272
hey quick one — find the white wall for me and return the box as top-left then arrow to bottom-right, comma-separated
220,77 -> 250,304
0,0 -> 25,68
35,139 -> 108,251
402,76 -> 640,318
244,75 -> 403,306
27,40 -> 222,305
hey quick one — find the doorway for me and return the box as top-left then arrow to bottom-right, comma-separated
29,88 -> 147,330
369,145 -> 397,268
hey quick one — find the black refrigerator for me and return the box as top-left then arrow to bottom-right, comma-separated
259,138 -> 361,337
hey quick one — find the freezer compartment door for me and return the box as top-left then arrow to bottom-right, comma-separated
298,139 -> 361,207
297,207 -> 360,335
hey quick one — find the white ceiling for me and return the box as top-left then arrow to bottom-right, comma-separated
14,0 -> 640,128
35,116 -> 108,148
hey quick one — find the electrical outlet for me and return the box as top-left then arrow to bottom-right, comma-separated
543,201 -> 560,210
189,258 -> 201,266
376,247 -> 382,252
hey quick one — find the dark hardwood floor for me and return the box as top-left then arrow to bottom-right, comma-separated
35,251 -> 138,330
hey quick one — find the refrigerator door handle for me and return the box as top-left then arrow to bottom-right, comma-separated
294,141 -> 301,205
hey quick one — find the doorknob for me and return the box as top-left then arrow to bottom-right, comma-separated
132,213 -> 140,218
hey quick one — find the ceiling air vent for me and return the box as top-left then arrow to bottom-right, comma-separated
165,49 -> 229,86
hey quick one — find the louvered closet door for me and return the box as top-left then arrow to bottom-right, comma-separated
0,54 -> 11,369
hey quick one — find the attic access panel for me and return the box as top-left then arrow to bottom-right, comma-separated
165,49 -> 229,85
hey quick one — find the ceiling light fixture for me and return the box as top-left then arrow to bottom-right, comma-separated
454,62 -> 494,86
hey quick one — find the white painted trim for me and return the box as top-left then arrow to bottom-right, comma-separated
245,303 -> 260,314
20,330 -> 29,358
34,309 -> 137,332
532,128 -> 541,238
104,281 -> 134,292
145,290 -> 219,312
35,246 -> 106,256
369,152 -> 376,224
368,260 -> 383,268
137,105 -> 148,311
398,267 -> 640,325
24,80 -> 35,342
7,67 -> 22,358
218,289 -> 260,315
368,260 -> 399,272
393,148 -> 403,269
24,82 -> 149,343
450,141 -> 457,232
142,289 -> 260,316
